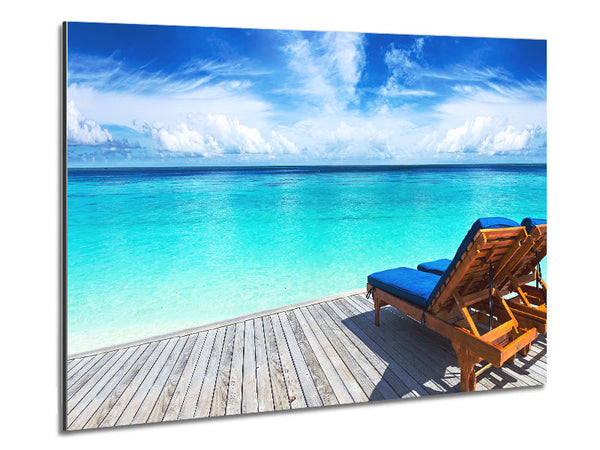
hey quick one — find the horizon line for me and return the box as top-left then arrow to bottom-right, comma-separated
68,162 -> 547,170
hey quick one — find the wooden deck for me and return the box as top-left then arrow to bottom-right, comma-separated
65,290 -> 547,431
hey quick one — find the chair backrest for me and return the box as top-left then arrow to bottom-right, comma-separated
521,218 -> 547,232
426,218 -> 547,314
425,217 -> 526,313
503,220 -> 547,283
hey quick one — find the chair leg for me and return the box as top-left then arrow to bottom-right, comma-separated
519,343 -> 531,356
374,297 -> 381,326
506,336 -> 517,364
453,343 -> 478,392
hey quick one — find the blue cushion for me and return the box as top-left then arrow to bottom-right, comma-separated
521,217 -> 546,232
426,217 -> 519,307
417,258 -> 452,276
368,267 -> 441,308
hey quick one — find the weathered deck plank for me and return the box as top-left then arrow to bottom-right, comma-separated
147,334 -> 199,423
285,310 -> 338,406
193,326 -> 226,418
270,313 -> 307,409
262,315 -> 291,411
66,290 -> 547,431
225,322 -> 245,415
241,320 -> 259,414
290,308 -> 354,405
306,304 -> 389,401
68,346 -> 139,428
83,341 -> 160,429
210,325 -> 236,417
313,302 -> 404,400
71,342 -> 158,428
320,302 -> 416,399
68,352 -> 114,395
327,300 -> 426,397
347,295 -> 462,391
67,353 -> 102,385
177,328 -> 217,420
253,317 -> 275,413
344,296 -> 459,389
99,339 -> 170,428
296,307 -> 367,403
161,332 -> 207,422
66,357 -> 86,378
115,337 -> 180,426
131,336 -> 189,425
67,348 -> 130,414
278,312 -> 323,408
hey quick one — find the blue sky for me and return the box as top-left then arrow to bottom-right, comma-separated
66,22 -> 546,166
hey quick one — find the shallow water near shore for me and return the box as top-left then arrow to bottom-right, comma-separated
67,165 -> 546,353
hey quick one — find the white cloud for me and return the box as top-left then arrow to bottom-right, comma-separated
148,123 -> 211,154
413,37 -> 425,57
380,39 -> 427,96
68,83 -> 275,132
279,107 -> 423,161
67,101 -> 112,146
380,38 -> 524,100
286,39 -> 336,100
284,32 -> 365,110
434,85 -> 547,136
268,131 -> 298,155
68,54 -> 262,96
145,114 -> 298,157
434,116 -> 536,154
386,89 -> 436,97
322,32 -> 365,100
385,44 -> 419,72
490,125 -> 535,151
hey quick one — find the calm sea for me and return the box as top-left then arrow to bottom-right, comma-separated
67,165 -> 547,353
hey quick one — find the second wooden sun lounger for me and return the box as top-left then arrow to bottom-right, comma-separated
500,218 -> 547,332
366,217 -> 540,392
416,217 -> 547,333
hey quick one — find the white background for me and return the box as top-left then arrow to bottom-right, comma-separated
1,0 -> 597,447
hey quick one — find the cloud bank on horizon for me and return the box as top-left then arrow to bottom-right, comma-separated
66,23 -> 547,166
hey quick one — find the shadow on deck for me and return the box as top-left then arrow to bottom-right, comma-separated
338,294 -> 546,398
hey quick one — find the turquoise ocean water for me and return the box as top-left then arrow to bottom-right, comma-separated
67,165 -> 546,353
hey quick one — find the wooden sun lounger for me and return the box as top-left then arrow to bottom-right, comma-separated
367,220 -> 542,392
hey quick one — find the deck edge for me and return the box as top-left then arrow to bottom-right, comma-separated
67,287 -> 366,359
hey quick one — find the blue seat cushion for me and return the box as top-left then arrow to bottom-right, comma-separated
427,217 -> 519,307
417,258 -> 452,276
368,267 -> 441,308
521,217 -> 546,232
